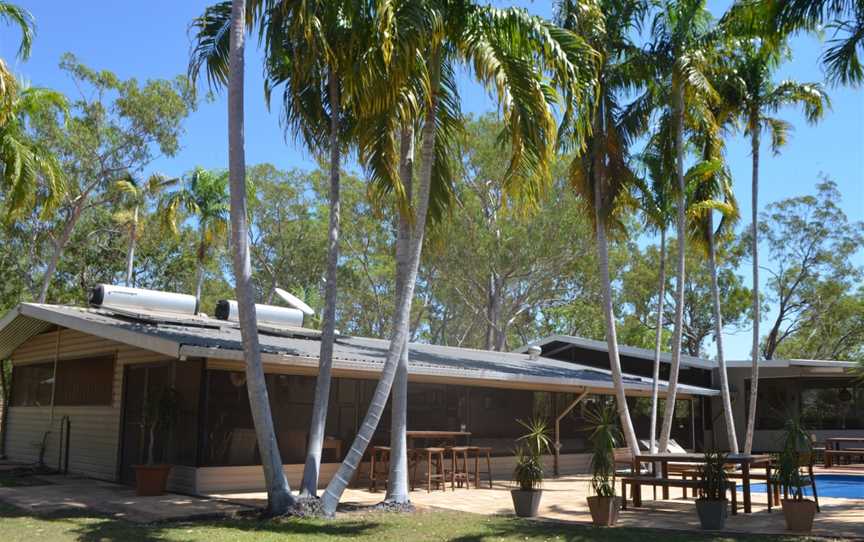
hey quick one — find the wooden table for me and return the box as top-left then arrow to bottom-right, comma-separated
825,437 -> 864,450
633,452 -> 773,514
406,430 -> 471,448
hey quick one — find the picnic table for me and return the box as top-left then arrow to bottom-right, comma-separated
824,437 -> 864,467
633,452 -> 774,514
406,430 -> 471,448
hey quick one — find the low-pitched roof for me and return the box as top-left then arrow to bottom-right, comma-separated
0,303 -> 720,396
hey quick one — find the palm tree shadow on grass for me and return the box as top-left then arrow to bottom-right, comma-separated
0,502 -> 381,542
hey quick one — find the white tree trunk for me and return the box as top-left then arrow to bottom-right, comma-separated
227,0 -> 294,515
38,201 -> 84,303
744,126 -> 761,454
707,213 -> 739,453
659,82 -> 686,453
321,61 -> 440,515
385,125 -> 415,505
300,68 -> 342,498
125,207 -> 138,287
595,204 -> 640,457
649,227 -> 666,454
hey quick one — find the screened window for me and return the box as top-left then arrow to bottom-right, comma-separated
11,363 -> 54,406
54,356 -> 115,406
749,377 -> 864,431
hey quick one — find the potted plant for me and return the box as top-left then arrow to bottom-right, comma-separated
695,449 -> 729,530
775,417 -> 817,533
585,403 -> 621,527
133,387 -> 179,496
510,417 -> 550,517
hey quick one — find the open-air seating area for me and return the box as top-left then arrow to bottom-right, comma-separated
365,431 -> 494,493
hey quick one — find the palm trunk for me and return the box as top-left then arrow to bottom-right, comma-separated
744,125 -> 761,454
147,422 -> 157,465
649,227 -> 666,454
300,67 -> 342,498
596,201 -> 640,457
385,125 -> 415,505
321,55 -> 440,516
195,259 -> 205,308
38,201 -> 84,303
707,213 -> 739,453
125,207 -> 138,287
659,81 -> 686,453
227,0 -> 294,515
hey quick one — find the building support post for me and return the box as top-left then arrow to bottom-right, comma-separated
554,389 -> 589,477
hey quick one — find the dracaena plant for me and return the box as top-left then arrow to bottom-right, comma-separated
513,417 -> 551,491
697,449 -> 728,501
585,402 -> 620,498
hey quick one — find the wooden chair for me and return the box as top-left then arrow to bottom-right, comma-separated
447,446 -> 473,489
414,447 -> 447,492
369,445 -> 390,492
468,446 -> 493,488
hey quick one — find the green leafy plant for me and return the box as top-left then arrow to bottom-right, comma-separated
142,387 -> 180,465
774,415 -> 813,502
512,417 -> 551,491
697,449 -> 728,501
585,403 -> 620,498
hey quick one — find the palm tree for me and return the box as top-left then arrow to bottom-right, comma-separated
647,0 -> 719,454
227,0 -> 295,515
110,173 -> 176,286
724,39 -> 828,453
633,133 -> 675,454
190,0 -> 361,497
318,0 -> 596,515
0,84 -> 66,220
0,2 -> 34,98
159,167 -> 230,306
769,0 -> 864,86
557,0 -> 647,457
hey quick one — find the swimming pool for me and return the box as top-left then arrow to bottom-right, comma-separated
744,474 -> 864,500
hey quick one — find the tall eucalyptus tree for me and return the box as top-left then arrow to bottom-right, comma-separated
557,0 -> 650,457
724,39 -> 828,453
647,0 -> 719,453
319,0 -> 597,514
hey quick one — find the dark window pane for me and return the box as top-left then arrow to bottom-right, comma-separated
11,363 -> 54,406
54,356 -> 114,406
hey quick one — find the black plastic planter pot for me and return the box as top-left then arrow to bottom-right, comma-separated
696,499 -> 728,530
511,489 -> 542,517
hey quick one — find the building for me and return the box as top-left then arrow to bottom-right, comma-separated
0,302 -> 715,495
1,300 -> 857,496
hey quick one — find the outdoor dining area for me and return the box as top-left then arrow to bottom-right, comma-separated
364,430 -> 494,492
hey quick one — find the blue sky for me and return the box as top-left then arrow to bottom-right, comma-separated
3,1 -> 863,359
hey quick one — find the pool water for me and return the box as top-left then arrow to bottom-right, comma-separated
744,474 -> 864,500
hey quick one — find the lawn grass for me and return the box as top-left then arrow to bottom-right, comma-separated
0,502 -> 828,542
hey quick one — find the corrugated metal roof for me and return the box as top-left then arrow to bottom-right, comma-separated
0,303 -> 720,396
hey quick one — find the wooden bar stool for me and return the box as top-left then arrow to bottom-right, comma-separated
414,447 -> 447,492
369,445 -> 390,492
468,446 -> 493,488
447,446 -> 473,489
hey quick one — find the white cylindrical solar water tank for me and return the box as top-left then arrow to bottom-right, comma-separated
215,300 -> 304,328
89,284 -> 199,315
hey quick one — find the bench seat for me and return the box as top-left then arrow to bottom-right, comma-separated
824,449 -> 864,467
620,475 -> 737,514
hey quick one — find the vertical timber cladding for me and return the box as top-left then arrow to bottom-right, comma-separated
6,327 -> 174,480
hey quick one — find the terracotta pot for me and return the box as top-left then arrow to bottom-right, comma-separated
133,464 -> 172,496
695,499 -> 728,530
587,495 -> 621,527
511,489 -> 543,517
782,499 -> 817,533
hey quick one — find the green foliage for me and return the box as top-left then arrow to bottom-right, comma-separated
774,415 -> 813,502
696,449 -> 728,501
585,402 -> 620,498
142,386 -> 180,465
513,417 -> 551,491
